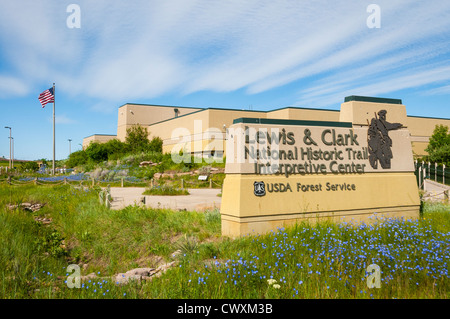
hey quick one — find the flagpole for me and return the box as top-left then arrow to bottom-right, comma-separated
52,82 -> 55,176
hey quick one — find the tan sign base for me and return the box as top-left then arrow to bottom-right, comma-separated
221,173 -> 420,237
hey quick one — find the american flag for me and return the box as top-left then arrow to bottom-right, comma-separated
38,87 -> 54,108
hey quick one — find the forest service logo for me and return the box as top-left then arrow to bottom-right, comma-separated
254,181 -> 266,196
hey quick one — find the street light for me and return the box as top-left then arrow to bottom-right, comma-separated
4,126 -> 11,170
68,139 -> 72,155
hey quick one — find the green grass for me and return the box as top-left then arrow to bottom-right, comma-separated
143,206 -> 450,299
1,183 -> 449,299
149,173 -> 225,189
142,185 -> 190,196
0,184 -> 218,298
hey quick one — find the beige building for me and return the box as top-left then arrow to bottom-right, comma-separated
83,96 -> 450,157
82,134 -> 117,150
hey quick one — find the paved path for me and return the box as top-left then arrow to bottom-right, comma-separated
108,187 -> 221,211
423,180 -> 450,202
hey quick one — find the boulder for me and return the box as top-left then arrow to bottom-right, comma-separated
114,273 -> 142,285
139,161 -> 161,167
124,267 -> 155,277
7,202 -> 45,212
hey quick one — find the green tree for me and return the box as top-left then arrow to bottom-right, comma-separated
426,125 -> 450,153
148,136 -> 163,153
103,139 -> 130,160
425,124 -> 450,165
66,150 -> 88,168
125,125 -> 151,153
84,142 -> 108,162
428,144 -> 450,165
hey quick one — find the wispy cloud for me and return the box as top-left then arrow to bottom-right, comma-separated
0,0 -> 448,110
0,76 -> 29,98
424,85 -> 450,96
47,114 -> 77,125
294,64 -> 450,108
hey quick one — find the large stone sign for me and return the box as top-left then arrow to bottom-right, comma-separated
220,96 -> 421,237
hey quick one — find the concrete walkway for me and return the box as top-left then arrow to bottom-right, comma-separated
108,187 -> 222,211
423,180 -> 450,202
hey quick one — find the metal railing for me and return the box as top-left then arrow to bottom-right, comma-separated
414,161 -> 449,189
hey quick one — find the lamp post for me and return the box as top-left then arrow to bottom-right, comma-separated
68,139 -> 72,155
4,126 -> 11,170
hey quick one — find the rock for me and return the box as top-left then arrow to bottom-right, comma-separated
7,202 -> 45,212
175,172 -> 192,176
157,261 -> 176,273
139,161 -> 162,167
80,272 -> 98,281
34,216 -> 52,224
125,268 -> 155,277
66,261 -> 179,286
139,161 -> 153,167
153,173 -> 162,179
113,262 -> 178,285
30,203 -> 45,212
114,273 -> 142,285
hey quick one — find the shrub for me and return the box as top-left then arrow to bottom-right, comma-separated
20,161 -> 39,172
103,139 -> 130,160
85,142 -> 108,162
66,150 -> 88,168
148,136 -> 163,153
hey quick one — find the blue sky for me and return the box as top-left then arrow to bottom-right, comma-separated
0,0 -> 449,161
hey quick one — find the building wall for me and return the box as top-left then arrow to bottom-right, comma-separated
406,116 -> 450,156
84,100 -> 450,158
270,107 -> 340,122
207,108 -> 267,129
82,134 -> 117,150
148,108 -> 269,156
148,105 -> 449,158
116,103 -> 201,141
148,109 -> 211,155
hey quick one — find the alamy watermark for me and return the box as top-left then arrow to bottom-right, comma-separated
66,264 -> 81,288
169,122 -> 281,173
66,4 -> 81,29
366,264 -> 381,288
367,4 -> 381,29
64,4 -> 378,30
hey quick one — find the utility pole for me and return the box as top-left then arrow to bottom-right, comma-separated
11,137 -> 14,169
4,126 -> 11,170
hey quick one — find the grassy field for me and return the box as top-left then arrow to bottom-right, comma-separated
1,183 -> 449,299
